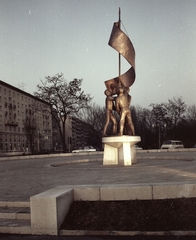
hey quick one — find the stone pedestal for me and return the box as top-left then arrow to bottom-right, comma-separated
102,135 -> 141,166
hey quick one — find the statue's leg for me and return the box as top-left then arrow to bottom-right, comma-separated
127,113 -> 135,135
103,112 -> 110,136
119,111 -> 126,135
111,114 -> 117,134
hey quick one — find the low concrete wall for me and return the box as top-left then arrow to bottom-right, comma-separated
30,187 -> 73,235
0,151 -> 102,161
30,183 -> 196,235
72,183 -> 196,201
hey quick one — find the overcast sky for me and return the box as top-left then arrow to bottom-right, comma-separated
1,0 -> 196,108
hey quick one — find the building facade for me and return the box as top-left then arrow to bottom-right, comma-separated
0,80 -> 52,154
66,116 -> 98,151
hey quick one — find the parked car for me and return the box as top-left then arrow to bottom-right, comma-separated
161,140 -> 184,150
135,145 -> 143,150
72,146 -> 96,153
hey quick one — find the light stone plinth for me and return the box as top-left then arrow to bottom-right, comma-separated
30,187 -> 73,236
102,135 -> 141,166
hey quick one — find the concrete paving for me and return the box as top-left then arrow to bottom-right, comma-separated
0,150 -> 196,202
0,150 -> 196,238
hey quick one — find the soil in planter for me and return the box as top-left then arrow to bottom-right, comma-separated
61,198 -> 196,231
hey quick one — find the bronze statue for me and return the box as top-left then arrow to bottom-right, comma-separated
103,90 -> 117,136
103,9 -> 136,137
115,86 -> 135,136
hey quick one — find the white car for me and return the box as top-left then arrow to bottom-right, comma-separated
135,145 -> 143,150
161,140 -> 184,150
72,146 -> 96,153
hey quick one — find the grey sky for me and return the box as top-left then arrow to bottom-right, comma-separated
1,0 -> 196,108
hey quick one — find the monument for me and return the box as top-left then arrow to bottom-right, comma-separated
102,8 -> 141,166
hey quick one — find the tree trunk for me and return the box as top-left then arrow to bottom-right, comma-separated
62,121 -> 66,153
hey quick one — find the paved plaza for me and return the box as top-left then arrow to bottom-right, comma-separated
0,150 -> 196,202
0,150 -> 196,239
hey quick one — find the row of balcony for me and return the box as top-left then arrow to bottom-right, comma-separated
5,112 -> 16,117
4,103 -> 35,114
5,103 -> 16,109
5,120 -> 18,126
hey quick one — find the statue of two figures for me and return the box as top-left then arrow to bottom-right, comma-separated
103,79 -> 135,137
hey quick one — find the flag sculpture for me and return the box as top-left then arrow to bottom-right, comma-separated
103,9 -> 136,136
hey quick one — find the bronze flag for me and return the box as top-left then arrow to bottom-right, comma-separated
105,22 -> 135,94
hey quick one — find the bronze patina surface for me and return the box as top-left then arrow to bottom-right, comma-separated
103,15 -> 136,136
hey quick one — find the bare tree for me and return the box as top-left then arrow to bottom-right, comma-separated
166,97 -> 186,128
78,103 -> 105,149
150,103 -> 167,124
133,106 -> 155,149
34,73 -> 92,152
183,104 -> 196,147
186,104 -> 196,124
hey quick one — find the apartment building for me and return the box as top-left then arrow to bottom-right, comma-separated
51,114 -> 96,153
0,80 -> 52,154
68,116 -> 99,151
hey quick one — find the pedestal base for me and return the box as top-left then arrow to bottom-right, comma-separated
102,136 -> 141,166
